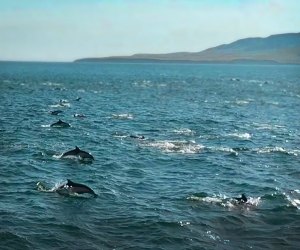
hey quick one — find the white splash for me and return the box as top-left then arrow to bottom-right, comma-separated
144,140 -> 204,154
42,82 -> 62,86
112,113 -> 134,120
179,221 -> 191,227
188,194 -> 261,208
206,231 -> 221,241
235,100 -> 250,105
53,153 -> 64,159
284,191 -> 300,209
49,99 -> 70,108
228,132 -> 252,140
257,147 -> 299,156
187,194 -> 227,204
173,128 -> 195,135
246,197 -> 261,206
208,146 -> 237,155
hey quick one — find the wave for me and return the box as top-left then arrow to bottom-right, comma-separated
252,122 -> 286,131
0,231 -> 32,250
263,190 -> 300,210
283,190 -> 300,210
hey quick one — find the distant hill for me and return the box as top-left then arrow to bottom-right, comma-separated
75,32 -> 300,64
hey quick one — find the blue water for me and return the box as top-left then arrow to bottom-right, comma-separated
1,61 -> 300,249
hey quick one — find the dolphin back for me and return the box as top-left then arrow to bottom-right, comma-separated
51,120 -> 70,128
61,147 -> 79,157
67,179 -> 97,196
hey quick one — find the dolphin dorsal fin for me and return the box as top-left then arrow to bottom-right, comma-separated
241,194 -> 247,202
67,179 -> 73,185
75,146 -> 80,151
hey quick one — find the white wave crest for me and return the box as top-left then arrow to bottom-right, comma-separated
290,199 -> 300,209
284,191 -> 300,209
252,123 -> 286,131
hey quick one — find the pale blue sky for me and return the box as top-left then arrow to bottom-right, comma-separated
0,0 -> 299,62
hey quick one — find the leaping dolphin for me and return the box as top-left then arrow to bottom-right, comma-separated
57,179 -> 97,197
61,146 -> 94,161
37,180 -> 97,197
50,119 -> 70,128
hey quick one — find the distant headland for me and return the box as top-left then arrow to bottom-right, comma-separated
75,32 -> 300,64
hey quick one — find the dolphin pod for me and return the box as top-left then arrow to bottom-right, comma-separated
61,146 -> 94,161
36,99 -> 96,199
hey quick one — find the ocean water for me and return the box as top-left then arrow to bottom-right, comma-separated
0,61 -> 300,249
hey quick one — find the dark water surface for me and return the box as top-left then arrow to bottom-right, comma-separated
1,61 -> 300,249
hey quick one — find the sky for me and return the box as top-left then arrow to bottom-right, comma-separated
0,0 -> 299,62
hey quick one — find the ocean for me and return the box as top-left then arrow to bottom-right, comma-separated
0,61 -> 300,249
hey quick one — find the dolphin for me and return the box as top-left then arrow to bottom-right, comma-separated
56,179 -> 97,197
50,110 -> 63,115
129,134 -> 145,140
37,180 -> 97,197
234,193 -> 248,203
73,113 -> 86,118
61,146 -> 94,161
50,119 -> 70,128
